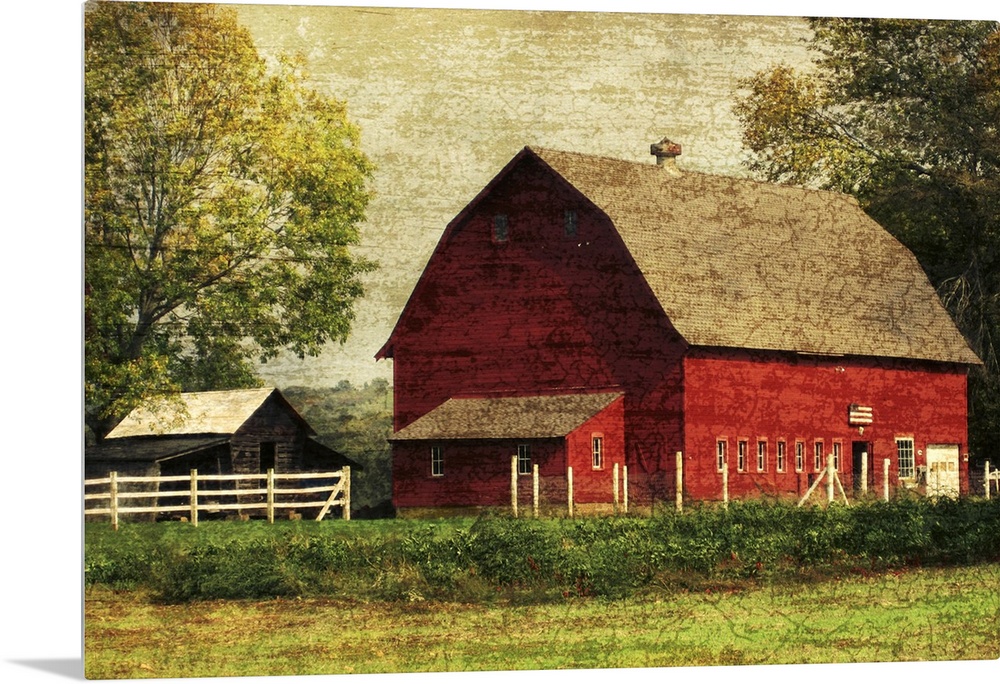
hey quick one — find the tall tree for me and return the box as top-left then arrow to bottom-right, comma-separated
85,2 -> 375,439
734,18 -> 1000,463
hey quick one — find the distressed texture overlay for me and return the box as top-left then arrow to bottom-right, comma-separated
83,4 -> 999,680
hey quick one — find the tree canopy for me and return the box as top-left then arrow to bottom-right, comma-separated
85,2 -> 375,439
735,18 -> 1000,461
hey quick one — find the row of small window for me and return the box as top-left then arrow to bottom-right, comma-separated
716,438 -> 837,474
428,436 -> 604,477
714,437 -> 917,476
492,210 -> 578,243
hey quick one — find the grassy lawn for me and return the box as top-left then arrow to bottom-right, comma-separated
84,563 -> 1000,679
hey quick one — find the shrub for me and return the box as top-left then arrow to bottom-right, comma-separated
151,538 -> 303,602
86,499 -> 1000,603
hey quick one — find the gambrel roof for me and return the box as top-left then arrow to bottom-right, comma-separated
105,388 -> 313,438
391,392 -> 623,441
529,147 -> 979,365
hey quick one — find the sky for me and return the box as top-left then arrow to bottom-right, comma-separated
3,2 -> 999,684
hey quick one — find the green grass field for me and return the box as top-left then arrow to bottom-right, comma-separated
85,563 -> 999,678
84,501 -> 1000,678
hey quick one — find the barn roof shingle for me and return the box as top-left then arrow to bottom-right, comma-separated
391,392 -> 623,441
495,147 -> 977,365
106,388 -> 311,439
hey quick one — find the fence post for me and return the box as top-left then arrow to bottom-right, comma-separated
861,451 -> 868,495
623,464 -> 629,515
266,468 -> 275,524
342,466 -> 351,521
532,464 -> 539,518
109,471 -> 119,531
826,455 -> 835,504
722,463 -> 729,509
986,461 -> 991,500
567,466 -> 574,519
511,456 -> 518,518
613,462 -> 620,514
190,469 -> 199,527
675,451 -> 683,513
883,458 -> 890,502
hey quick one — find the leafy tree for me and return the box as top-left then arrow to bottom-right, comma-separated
734,18 -> 1000,463
85,2 -> 375,439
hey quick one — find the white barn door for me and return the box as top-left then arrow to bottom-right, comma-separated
925,444 -> 960,498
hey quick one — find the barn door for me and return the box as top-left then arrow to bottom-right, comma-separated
851,441 -> 871,493
925,444 -> 960,498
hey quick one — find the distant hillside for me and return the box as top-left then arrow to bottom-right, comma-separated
284,381 -> 393,517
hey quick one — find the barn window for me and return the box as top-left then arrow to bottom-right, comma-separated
430,445 -> 444,477
493,214 -> 509,243
517,444 -> 532,475
896,438 -> 915,479
592,435 -> 604,469
795,441 -> 805,472
814,440 -> 824,471
737,440 -> 747,472
757,441 -> 767,472
564,209 -> 578,236
716,439 -> 727,472
832,442 -> 842,471
776,440 -> 786,472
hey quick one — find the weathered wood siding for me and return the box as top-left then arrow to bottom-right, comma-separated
683,348 -> 970,500
230,396 -> 308,474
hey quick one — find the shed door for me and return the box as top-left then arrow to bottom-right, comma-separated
925,444 -> 960,498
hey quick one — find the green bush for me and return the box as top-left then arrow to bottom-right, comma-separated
151,538 -> 303,602
86,499 -> 1000,603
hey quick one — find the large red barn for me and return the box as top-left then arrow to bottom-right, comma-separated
377,142 -> 980,515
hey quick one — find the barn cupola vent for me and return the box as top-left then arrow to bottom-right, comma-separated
650,137 -> 682,172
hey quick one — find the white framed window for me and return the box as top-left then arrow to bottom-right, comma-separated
716,439 -> 728,472
737,440 -> 747,472
564,209 -> 578,237
430,445 -> 444,477
777,440 -> 786,472
795,440 -> 804,473
757,440 -> 767,472
814,440 -> 823,472
832,442 -> 842,471
493,214 -> 509,243
592,435 -> 604,469
896,437 -> 915,479
517,444 -> 531,475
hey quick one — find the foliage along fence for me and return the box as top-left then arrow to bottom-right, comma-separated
85,468 -> 350,529
84,497 -> 1000,602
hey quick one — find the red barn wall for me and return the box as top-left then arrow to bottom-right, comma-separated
392,439 -> 563,509
683,348 -> 970,500
387,156 -> 688,509
565,395 -> 627,504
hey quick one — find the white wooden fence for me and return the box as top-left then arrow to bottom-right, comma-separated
509,458 -> 629,518
84,467 -> 350,530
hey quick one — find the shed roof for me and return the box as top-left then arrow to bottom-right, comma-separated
527,147 -> 978,365
391,392 -> 622,441
106,388 -> 312,439
85,436 -> 230,464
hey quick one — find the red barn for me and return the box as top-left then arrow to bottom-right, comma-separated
377,141 -> 980,515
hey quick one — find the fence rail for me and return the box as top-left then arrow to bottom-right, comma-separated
84,467 -> 350,530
